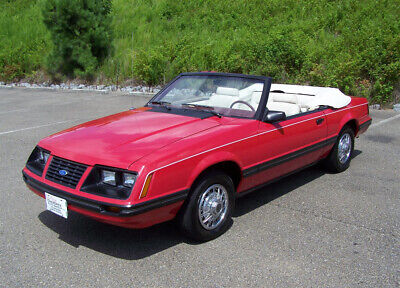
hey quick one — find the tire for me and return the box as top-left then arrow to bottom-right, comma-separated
324,126 -> 355,173
177,170 -> 235,242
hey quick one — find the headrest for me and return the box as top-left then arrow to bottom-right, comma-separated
271,93 -> 297,104
216,87 -> 239,97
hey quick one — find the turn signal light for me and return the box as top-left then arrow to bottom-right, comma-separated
104,206 -> 121,213
140,173 -> 153,199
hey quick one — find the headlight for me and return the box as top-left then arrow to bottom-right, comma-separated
123,173 -> 137,188
40,150 -> 50,164
26,146 -> 51,176
81,167 -> 138,199
101,170 -> 116,186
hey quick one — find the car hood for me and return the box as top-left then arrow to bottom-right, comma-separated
39,108 -> 220,168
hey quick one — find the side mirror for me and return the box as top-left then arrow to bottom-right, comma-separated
263,110 -> 286,123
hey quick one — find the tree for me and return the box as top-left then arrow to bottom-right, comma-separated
42,0 -> 112,79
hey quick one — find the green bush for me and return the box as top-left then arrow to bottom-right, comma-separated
42,0 -> 112,79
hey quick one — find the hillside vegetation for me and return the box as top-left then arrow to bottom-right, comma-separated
1,0 -> 400,103
0,0 -> 48,81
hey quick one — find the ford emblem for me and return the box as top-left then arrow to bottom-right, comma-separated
59,169 -> 68,176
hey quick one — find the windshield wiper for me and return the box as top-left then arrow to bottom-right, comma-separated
149,101 -> 171,110
181,103 -> 222,118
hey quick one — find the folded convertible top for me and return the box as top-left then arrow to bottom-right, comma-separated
271,84 -> 351,109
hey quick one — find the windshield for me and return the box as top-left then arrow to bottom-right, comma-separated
150,75 -> 264,118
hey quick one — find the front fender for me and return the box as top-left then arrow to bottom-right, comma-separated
186,151 -> 243,189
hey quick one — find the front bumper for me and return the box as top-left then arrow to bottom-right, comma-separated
23,170 -> 188,228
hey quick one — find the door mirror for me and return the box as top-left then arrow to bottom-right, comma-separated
263,110 -> 286,123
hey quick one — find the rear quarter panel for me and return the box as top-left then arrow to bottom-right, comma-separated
325,97 -> 370,139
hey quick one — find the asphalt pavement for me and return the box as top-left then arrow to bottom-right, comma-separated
0,87 -> 399,287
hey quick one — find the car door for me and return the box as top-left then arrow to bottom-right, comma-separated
243,110 -> 328,188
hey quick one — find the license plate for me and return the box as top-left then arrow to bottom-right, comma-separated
45,193 -> 68,219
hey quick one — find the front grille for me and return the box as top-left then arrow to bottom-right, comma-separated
46,157 -> 88,188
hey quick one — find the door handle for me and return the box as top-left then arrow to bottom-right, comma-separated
316,118 -> 324,125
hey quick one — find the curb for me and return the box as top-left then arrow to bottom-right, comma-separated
0,83 -> 160,95
0,84 -> 110,94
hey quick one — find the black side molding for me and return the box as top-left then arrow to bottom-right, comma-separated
359,119 -> 372,131
242,136 -> 337,177
239,161 -> 319,198
22,171 -> 188,217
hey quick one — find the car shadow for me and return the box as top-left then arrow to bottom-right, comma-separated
234,149 -> 362,217
38,211 -> 185,260
352,149 -> 362,159
233,165 -> 326,217
38,151 -> 362,260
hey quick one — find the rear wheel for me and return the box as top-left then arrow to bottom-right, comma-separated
324,126 -> 355,173
177,171 -> 235,242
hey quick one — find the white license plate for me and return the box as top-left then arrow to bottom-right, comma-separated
45,193 -> 68,219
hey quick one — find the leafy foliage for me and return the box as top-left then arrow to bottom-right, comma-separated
0,0 -> 399,103
109,0 -> 400,103
42,0 -> 112,79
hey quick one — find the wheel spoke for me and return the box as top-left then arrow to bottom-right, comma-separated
203,214 -> 213,224
198,184 -> 229,230
338,132 -> 352,164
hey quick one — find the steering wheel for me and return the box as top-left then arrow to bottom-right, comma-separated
230,100 -> 255,112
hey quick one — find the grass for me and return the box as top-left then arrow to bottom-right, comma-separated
0,0 -> 49,81
1,0 -> 399,104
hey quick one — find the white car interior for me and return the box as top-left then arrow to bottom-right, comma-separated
192,83 -> 351,117
207,87 -> 240,107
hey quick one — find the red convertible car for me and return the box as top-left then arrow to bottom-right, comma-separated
23,72 -> 371,241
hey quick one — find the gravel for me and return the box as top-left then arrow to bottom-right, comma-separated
0,81 -> 161,94
370,104 -> 381,110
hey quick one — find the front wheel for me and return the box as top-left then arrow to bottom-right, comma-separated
324,126 -> 355,173
177,171 -> 235,242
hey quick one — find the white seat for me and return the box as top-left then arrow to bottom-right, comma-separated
267,93 -> 300,116
267,102 -> 300,116
208,87 -> 240,108
232,91 -> 262,111
239,83 -> 264,102
250,91 -> 301,116
250,91 -> 262,108
296,94 -> 315,112
216,87 -> 239,96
